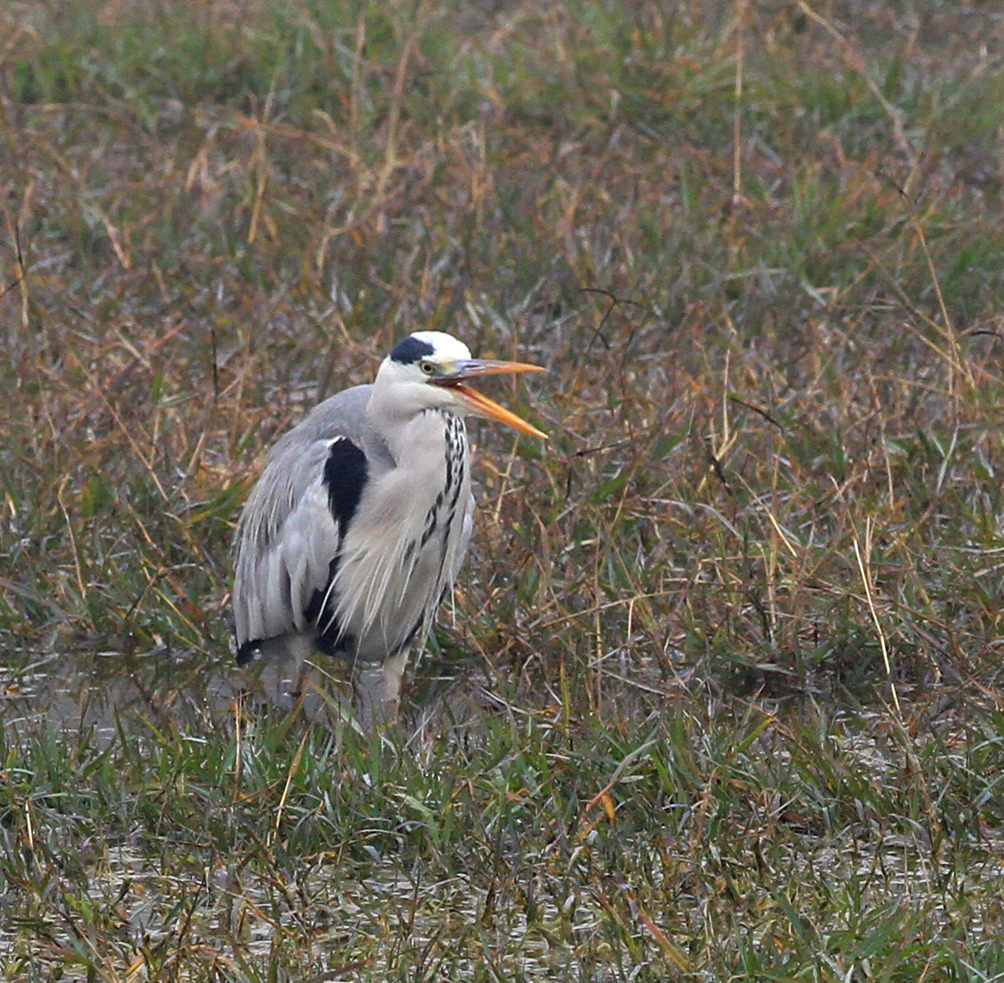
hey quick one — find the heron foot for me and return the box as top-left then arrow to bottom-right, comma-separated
353,652 -> 408,731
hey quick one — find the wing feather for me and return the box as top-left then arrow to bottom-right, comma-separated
233,433 -> 366,654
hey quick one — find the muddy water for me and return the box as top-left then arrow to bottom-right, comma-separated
0,649 -> 593,980
0,645 -> 361,743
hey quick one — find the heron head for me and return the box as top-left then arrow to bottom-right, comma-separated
376,331 -> 547,439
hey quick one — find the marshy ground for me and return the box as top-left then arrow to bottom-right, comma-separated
2,1 -> 1003,979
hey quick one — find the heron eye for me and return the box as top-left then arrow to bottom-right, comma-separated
419,360 -> 436,376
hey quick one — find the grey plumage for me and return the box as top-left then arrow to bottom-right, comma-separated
232,332 -> 546,726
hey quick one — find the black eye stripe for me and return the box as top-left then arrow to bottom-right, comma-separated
391,335 -> 436,364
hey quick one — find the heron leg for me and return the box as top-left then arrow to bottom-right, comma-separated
243,633 -> 315,711
354,651 -> 408,730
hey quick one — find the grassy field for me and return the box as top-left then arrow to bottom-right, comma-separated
2,0 -> 1004,979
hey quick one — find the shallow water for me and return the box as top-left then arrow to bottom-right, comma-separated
0,646 -> 608,981
1,648 -> 233,744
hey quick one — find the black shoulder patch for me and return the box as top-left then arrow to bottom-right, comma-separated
390,335 -> 436,364
324,437 -> 368,539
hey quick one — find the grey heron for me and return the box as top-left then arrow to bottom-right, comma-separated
232,331 -> 546,727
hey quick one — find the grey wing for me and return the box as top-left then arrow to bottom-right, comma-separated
233,434 -> 365,661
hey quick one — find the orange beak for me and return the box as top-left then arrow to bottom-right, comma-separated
433,359 -> 547,439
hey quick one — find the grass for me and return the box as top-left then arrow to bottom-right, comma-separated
2,0 -> 1004,978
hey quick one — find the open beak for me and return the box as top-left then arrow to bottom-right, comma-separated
433,359 -> 548,439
